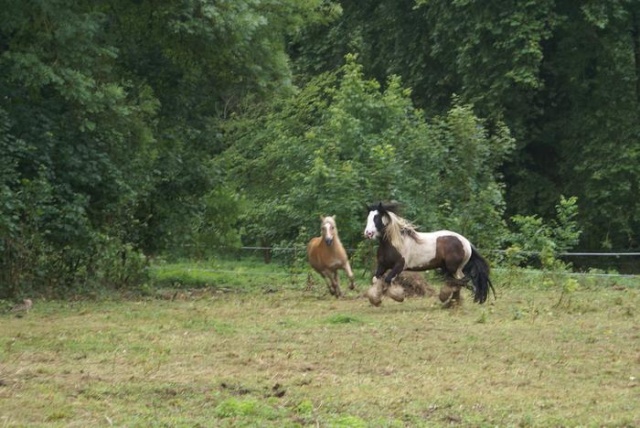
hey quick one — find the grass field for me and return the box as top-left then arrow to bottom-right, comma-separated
1,261 -> 639,427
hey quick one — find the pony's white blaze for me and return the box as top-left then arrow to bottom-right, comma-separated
364,210 -> 380,239
322,221 -> 335,242
322,222 -> 333,239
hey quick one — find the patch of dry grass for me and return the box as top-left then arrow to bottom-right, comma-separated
1,280 -> 639,427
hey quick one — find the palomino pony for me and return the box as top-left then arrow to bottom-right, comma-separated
307,216 -> 355,297
363,203 -> 494,306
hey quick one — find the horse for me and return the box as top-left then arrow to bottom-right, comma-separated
307,215 -> 355,297
363,202 -> 494,306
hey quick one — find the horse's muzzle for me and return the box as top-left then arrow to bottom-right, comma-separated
325,238 -> 334,246
364,230 -> 376,239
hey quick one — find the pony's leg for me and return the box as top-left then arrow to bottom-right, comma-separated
439,282 -> 454,304
306,273 -> 315,291
344,262 -> 355,290
443,254 -> 467,282
319,271 -> 336,297
440,280 -> 462,308
331,271 -> 342,297
451,285 -> 462,305
387,282 -> 405,302
445,264 -> 466,282
384,258 -> 405,285
366,276 -> 384,306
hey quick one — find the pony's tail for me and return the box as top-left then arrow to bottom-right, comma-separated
464,246 -> 495,304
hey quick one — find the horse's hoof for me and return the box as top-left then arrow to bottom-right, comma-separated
442,298 -> 461,309
368,297 -> 382,306
439,283 -> 454,303
366,285 -> 382,306
388,284 -> 405,302
369,298 -> 382,306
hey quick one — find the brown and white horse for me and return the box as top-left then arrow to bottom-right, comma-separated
363,203 -> 494,306
307,216 -> 355,297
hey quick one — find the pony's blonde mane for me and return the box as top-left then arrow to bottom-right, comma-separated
323,216 -> 337,228
383,211 -> 420,250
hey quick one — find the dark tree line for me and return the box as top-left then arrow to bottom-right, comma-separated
0,0 -> 637,297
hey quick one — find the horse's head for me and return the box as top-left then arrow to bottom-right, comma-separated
364,202 -> 391,240
321,216 -> 337,246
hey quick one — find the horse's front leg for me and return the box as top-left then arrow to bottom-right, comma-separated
384,258 -> 405,285
344,261 -> 355,290
374,263 -> 387,280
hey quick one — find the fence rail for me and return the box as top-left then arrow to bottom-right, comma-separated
235,246 -> 640,257
174,246 -> 640,278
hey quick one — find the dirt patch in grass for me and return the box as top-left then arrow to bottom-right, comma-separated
395,271 -> 437,297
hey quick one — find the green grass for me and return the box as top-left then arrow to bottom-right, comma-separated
147,257 -> 305,293
1,262 -> 639,427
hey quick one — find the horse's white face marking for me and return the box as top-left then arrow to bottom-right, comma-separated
322,217 -> 335,245
364,210 -> 381,239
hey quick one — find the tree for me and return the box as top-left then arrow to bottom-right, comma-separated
0,0 -> 334,296
0,0 -> 157,296
289,0 -> 640,251
219,56 -> 513,252
539,1 -> 640,249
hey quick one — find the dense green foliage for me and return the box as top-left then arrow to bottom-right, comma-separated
1,0 -> 638,297
291,0 -> 640,251
0,0 -> 331,297
219,57 -> 513,250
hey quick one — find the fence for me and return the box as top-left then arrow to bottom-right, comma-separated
198,246 -> 640,278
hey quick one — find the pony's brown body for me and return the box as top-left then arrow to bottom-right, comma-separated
307,216 -> 355,297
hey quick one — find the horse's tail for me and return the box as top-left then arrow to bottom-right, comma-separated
463,246 -> 495,304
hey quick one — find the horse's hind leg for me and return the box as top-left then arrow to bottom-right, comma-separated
439,280 -> 462,308
321,270 -> 341,297
451,285 -> 462,305
331,271 -> 343,297
439,282 -> 453,305
306,273 -> 315,291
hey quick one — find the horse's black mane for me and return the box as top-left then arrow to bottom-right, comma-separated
368,201 -> 402,215
368,201 -> 423,245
